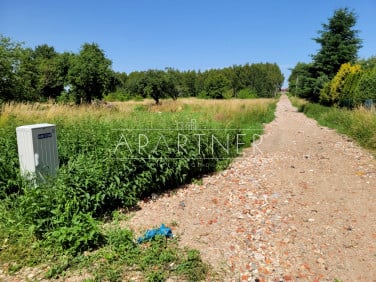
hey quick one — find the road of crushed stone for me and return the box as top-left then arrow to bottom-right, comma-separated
129,94 -> 376,281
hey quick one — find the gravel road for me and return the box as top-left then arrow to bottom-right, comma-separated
129,94 -> 376,281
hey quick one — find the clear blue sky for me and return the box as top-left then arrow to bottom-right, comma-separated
1,0 -> 375,87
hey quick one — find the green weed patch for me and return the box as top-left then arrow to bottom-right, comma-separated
0,98 -> 276,280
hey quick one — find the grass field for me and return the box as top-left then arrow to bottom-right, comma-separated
0,97 -> 277,281
289,95 -> 376,153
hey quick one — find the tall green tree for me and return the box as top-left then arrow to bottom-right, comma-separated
0,35 -> 23,102
68,43 -> 112,104
33,44 -> 56,60
165,68 -> 181,99
223,65 -> 243,97
312,8 -> 362,79
244,63 -> 283,97
181,70 -> 197,97
141,70 -> 177,104
204,70 -> 230,99
112,71 -> 128,92
17,47 -> 40,101
289,64 -> 330,102
33,45 -> 69,100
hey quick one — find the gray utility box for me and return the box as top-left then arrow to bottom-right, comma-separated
16,123 -> 59,181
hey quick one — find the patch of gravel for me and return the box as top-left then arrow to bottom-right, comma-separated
128,95 -> 376,281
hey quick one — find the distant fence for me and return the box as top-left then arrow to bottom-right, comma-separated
364,99 -> 374,109
340,98 -> 376,111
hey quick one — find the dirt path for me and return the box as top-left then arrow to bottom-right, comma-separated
128,95 -> 376,282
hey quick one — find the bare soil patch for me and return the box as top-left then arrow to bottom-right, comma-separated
128,95 -> 376,281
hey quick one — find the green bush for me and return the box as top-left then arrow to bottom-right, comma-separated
56,91 -> 75,104
237,88 -> 258,99
0,127 -> 21,198
319,63 -> 362,106
104,91 -> 131,102
339,71 -> 362,108
222,89 -> 233,99
44,212 -> 105,255
355,68 -> 376,102
197,90 -> 209,99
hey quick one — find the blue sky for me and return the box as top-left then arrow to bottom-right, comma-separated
1,1 -> 375,87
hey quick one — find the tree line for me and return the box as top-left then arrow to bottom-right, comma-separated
288,8 -> 376,108
1,34 -> 284,104
0,37 -> 112,104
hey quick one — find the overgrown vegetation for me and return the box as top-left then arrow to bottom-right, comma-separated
0,98 -> 276,280
289,95 -> 376,153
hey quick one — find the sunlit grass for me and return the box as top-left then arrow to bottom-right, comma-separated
0,98 -> 275,126
288,94 -> 376,153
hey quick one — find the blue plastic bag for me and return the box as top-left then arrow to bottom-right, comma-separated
137,224 -> 173,243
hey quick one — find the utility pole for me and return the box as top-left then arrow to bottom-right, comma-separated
295,76 -> 299,97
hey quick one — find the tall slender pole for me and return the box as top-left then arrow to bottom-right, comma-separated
295,76 -> 299,97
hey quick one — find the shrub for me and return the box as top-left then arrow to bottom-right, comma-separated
44,212 -> 105,255
237,88 -> 258,99
319,81 -> 332,106
340,71 -> 362,107
355,68 -> 376,102
319,63 -> 362,106
104,91 -> 131,102
56,91 -> 75,104
0,127 -> 22,198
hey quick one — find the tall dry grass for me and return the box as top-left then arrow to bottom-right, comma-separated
0,98 -> 275,126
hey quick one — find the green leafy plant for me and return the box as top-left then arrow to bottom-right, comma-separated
45,212 -> 105,255
0,98 -> 276,280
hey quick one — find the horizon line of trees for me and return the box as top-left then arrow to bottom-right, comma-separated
1,34 -> 284,105
111,63 -> 284,103
288,8 -> 376,108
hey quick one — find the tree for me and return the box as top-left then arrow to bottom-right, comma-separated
123,71 -> 146,97
165,68 -> 180,100
244,63 -> 283,97
33,44 -> 56,60
16,47 -> 40,101
204,70 -> 230,99
223,65 -> 243,97
288,63 -> 316,99
264,63 -> 284,96
181,70 -> 197,97
0,35 -> 23,102
312,8 -> 362,79
141,70 -> 177,104
33,45 -> 69,100
112,71 -> 127,92
68,43 -> 112,104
